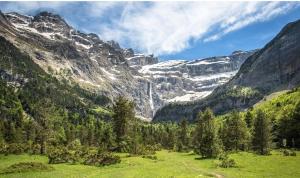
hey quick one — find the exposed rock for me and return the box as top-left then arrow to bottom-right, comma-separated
154,19 -> 300,122
0,11 -> 256,120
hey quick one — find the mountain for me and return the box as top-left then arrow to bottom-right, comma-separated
154,19 -> 300,122
0,11 -> 253,120
137,50 -> 254,104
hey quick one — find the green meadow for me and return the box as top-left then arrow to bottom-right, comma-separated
0,150 -> 299,178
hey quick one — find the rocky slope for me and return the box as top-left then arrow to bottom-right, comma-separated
154,19 -> 300,122
137,51 -> 254,104
0,11 -> 254,120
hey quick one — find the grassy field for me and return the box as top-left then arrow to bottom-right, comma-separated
0,150 -> 299,178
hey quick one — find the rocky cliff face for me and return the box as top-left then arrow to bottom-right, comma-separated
0,11 -> 160,120
0,11 -> 254,120
154,19 -> 300,122
137,51 -> 254,104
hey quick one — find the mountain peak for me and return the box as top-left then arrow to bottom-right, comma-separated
30,11 -> 71,34
34,11 -> 63,21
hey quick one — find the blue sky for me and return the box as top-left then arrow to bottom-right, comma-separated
1,1 -> 300,61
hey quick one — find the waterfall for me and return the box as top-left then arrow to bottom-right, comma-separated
148,82 -> 154,113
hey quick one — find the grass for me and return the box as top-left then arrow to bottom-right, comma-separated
0,150 -> 299,178
1,162 -> 53,174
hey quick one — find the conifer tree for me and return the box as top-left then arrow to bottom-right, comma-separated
245,111 -> 253,128
221,111 -> 249,151
194,108 -> 221,158
176,118 -> 189,151
252,109 -> 272,155
112,96 -> 135,146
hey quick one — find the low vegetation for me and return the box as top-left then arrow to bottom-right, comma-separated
0,162 -> 53,174
0,150 -> 300,178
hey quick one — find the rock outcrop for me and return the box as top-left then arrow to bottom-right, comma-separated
154,19 -> 300,122
0,11 -> 255,120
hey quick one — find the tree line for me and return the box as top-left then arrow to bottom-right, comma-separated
0,95 -> 299,160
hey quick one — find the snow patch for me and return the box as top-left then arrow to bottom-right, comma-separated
168,91 -> 211,102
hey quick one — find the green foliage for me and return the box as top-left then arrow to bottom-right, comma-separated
218,154 -> 237,168
194,108 -> 222,158
7,143 -> 26,155
112,96 -> 135,145
142,155 -> 158,160
176,118 -> 189,152
252,109 -> 272,155
220,111 -> 249,151
83,152 -> 121,166
0,162 -> 53,174
245,110 -> 253,128
282,149 -> 297,156
47,147 -> 79,164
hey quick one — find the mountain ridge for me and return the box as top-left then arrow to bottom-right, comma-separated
154,18 -> 300,122
0,11 -> 255,120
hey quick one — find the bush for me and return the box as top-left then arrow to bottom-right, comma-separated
67,139 -> 82,150
47,147 -> 79,164
283,149 -> 297,156
1,162 -> 53,174
0,143 -> 8,155
142,155 -> 158,160
218,154 -> 236,168
118,141 -> 130,153
7,143 -> 26,154
32,144 -> 41,155
83,152 -> 121,166
290,151 -> 297,156
129,144 -> 157,156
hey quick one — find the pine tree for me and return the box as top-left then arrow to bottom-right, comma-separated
245,111 -> 253,128
252,109 -> 272,155
194,108 -> 221,158
112,96 -> 135,147
4,121 -> 16,143
176,118 -> 189,151
221,111 -> 249,151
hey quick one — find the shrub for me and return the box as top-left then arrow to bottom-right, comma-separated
47,147 -> 79,164
32,144 -> 41,155
83,152 -> 121,166
283,149 -> 297,156
76,146 -> 90,159
142,155 -> 158,160
129,144 -> 157,156
67,139 -> 82,150
1,162 -> 53,174
0,143 -> 8,155
218,154 -> 236,168
118,141 -> 130,153
7,143 -> 25,154
290,151 -> 297,156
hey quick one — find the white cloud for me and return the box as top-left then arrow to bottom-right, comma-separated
1,2 -> 298,55
1,2 -> 67,13
98,2 -> 298,55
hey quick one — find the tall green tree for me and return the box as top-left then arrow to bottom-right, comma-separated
221,111 -> 249,151
245,110 -> 253,128
112,96 -> 135,145
252,109 -> 272,155
278,102 -> 300,148
176,118 -> 189,151
194,108 -> 221,158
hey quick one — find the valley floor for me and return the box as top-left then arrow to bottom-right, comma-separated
0,150 -> 299,178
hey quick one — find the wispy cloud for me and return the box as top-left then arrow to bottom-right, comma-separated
98,2 -> 298,55
0,2 -> 298,55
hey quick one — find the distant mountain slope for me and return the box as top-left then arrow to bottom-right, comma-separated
137,50 -> 255,103
0,11 -> 254,120
154,19 -> 300,122
0,35 -> 111,123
